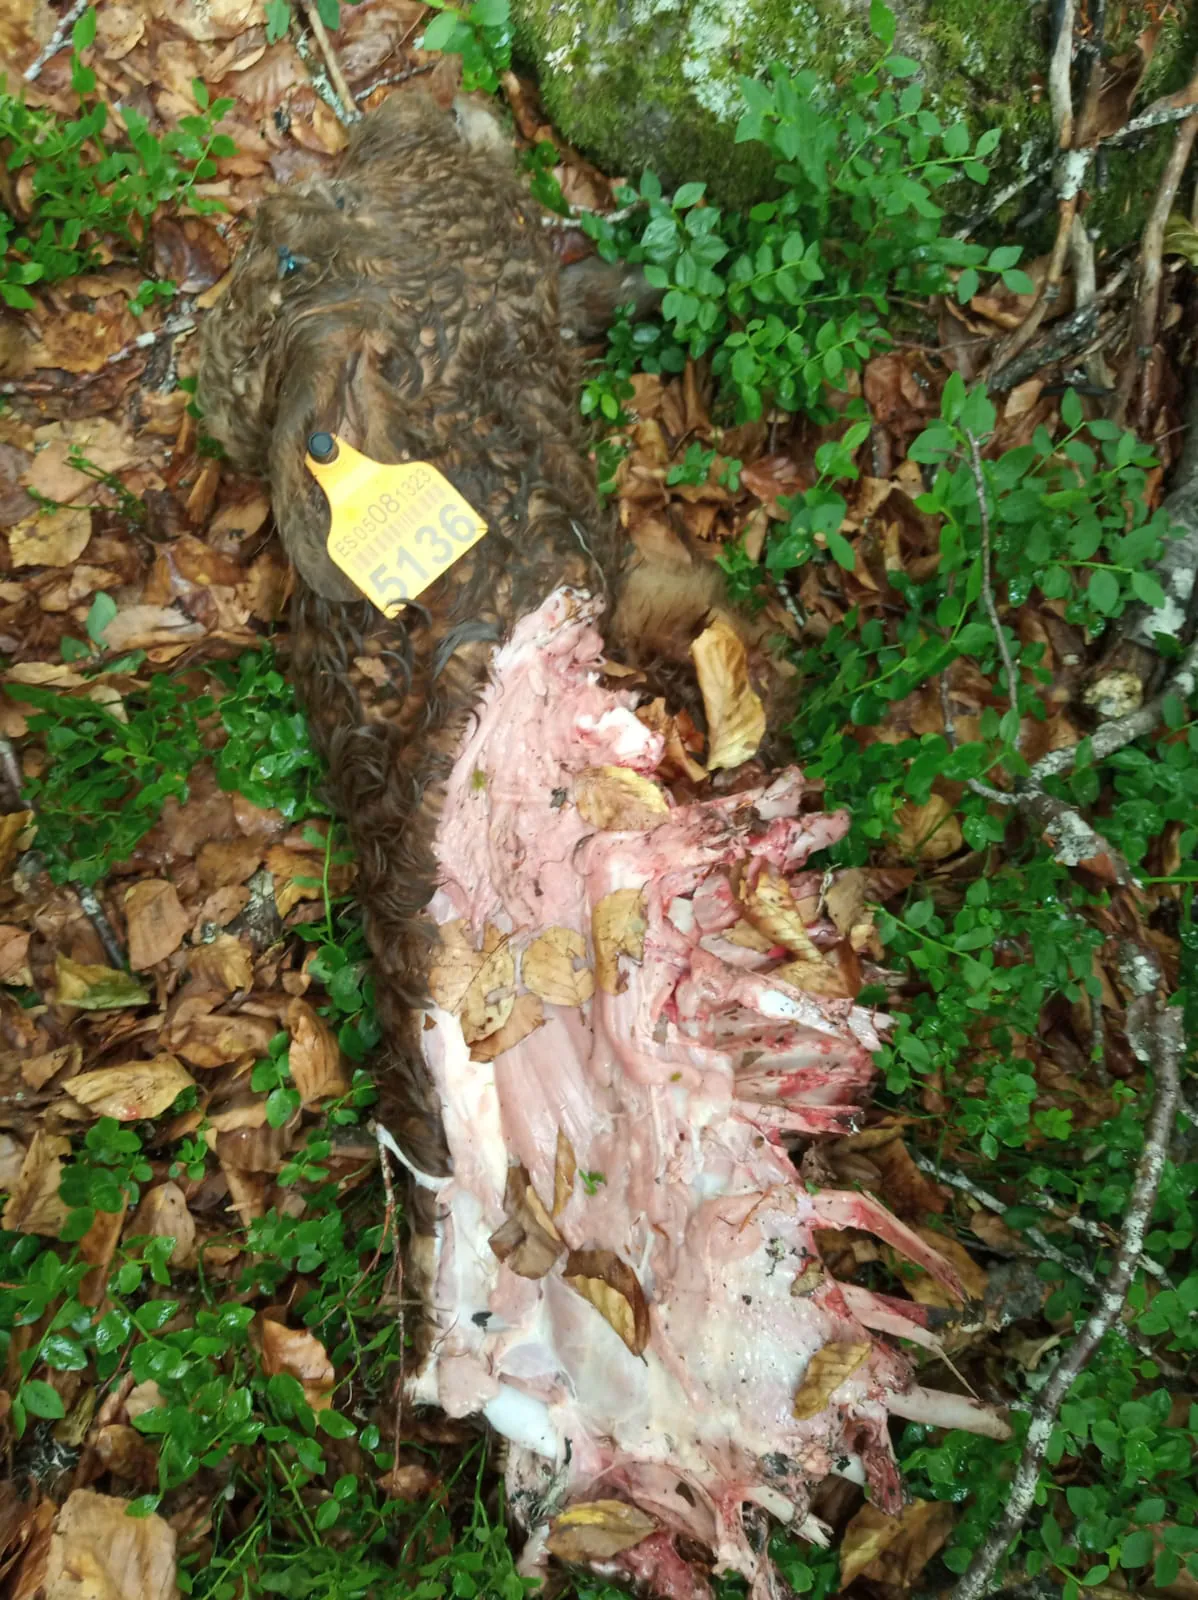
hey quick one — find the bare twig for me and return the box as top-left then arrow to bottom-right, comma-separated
294,0 -> 362,125
964,433 -> 1021,717
1031,631 -> 1198,784
0,314 -> 196,398
76,885 -> 128,969
1111,84 -> 1198,427
947,976 -> 1182,1600
23,0 -> 89,81
0,737 -> 24,811
989,263 -> 1130,393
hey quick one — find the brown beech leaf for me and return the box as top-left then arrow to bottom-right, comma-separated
265,845 -> 323,917
55,955 -> 150,1011
428,921 -> 486,1015
286,998 -> 349,1103
185,934 -> 253,995
126,1182 -> 196,1268
460,932 -> 516,1044
259,1319 -> 335,1410
546,1500 -> 657,1563
197,838 -> 263,890
44,1489 -> 177,1600
20,1044 -> 80,1089
905,1229 -> 988,1310
893,795 -> 963,862
7,506 -> 91,568
592,887 -> 647,996
868,1138 -> 947,1221
792,1341 -> 871,1419
170,1012 -> 278,1069
741,867 -> 820,959
523,926 -> 594,1008
553,1129 -> 577,1216
1,1130 -> 71,1237
564,1249 -> 650,1356
0,924 -> 32,986
691,617 -> 765,771
0,810 -> 35,875
489,1164 -> 564,1279
575,765 -> 669,831
67,1055 -> 195,1122
469,992 -> 544,1061
772,955 -> 854,999
838,1499 -> 955,1590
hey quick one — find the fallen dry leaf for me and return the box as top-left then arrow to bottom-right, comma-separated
1,1130 -> 71,1237
67,1055 -> 195,1122
259,1319 -> 335,1410
741,867 -> 821,959
893,793 -> 963,862
286,998 -> 349,1103
592,887 -> 647,995
170,1011 -> 278,1068
546,1500 -> 657,1563
126,1182 -> 196,1268
20,1044 -> 80,1090
0,810 -> 35,875
43,1489 -> 177,1600
99,604 -> 207,652
7,506 -> 92,568
459,931 -> 516,1045
197,838 -> 264,889
469,991 -> 544,1061
489,1164 -> 564,1278
378,1463 -> 440,1501
772,954 -> 854,999
867,1137 -> 947,1221
0,924 -> 32,986
125,880 -> 191,970
691,617 -> 766,771
185,933 -> 253,994
523,926 -> 594,1008
575,765 -> 669,831
905,1228 -> 989,1310
564,1248 -> 650,1356
428,920 -> 486,1014
838,1498 -> 955,1590
792,1341 -> 871,1419
55,955 -> 151,1011
553,1129 -> 577,1216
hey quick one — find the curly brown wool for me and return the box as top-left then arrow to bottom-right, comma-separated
199,92 -> 775,1176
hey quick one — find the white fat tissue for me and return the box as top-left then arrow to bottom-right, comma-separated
408,589 -> 1008,1599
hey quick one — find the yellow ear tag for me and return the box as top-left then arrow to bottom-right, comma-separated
304,432 -> 488,617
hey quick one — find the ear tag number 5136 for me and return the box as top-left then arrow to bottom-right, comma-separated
304,432 -> 488,617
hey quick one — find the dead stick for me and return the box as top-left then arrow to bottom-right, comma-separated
1111,90 -> 1198,427
964,433 -> 1021,716
23,0 -> 88,82
298,0 -> 361,124
947,976 -> 1182,1600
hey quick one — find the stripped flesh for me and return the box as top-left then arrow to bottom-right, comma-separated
400,589 -> 1007,1597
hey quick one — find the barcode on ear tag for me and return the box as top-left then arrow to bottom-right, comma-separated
304,433 -> 487,617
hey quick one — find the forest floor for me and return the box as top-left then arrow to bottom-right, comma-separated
0,3 -> 1196,1600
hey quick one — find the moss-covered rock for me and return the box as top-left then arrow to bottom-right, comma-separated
511,0 -> 1195,242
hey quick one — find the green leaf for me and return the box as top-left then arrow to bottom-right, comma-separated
673,181 -> 706,209
421,10 -> 462,49
1120,1533 -> 1155,1569
315,1499 -> 340,1530
1002,268 -> 1036,294
975,127 -> 1001,157
72,7 -> 97,50
317,1409 -> 356,1439
956,266 -> 979,304
940,370 -> 966,424
885,55 -> 921,78
825,529 -> 855,570
23,1380 -> 66,1420
1131,570 -> 1167,609
42,1334 -> 88,1372
192,77 -> 210,110
86,592 -> 118,647
1087,569 -> 1121,615
315,0 -> 340,27
987,244 -> 1022,270
470,0 -> 510,22
869,0 -> 896,46
1060,387 -> 1083,429
264,0 -> 291,42
942,122 -> 969,157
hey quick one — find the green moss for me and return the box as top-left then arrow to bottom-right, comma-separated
512,0 -> 1192,239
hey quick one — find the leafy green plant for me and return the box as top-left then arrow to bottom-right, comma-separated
1,10 -> 234,308
420,0 -> 513,96
581,1 -> 1032,423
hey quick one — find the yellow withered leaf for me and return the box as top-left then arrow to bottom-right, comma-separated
428,920 -> 485,1014
575,765 -> 669,831
546,1500 -> 657,1563
691,616 -> 765,771
772,956 -> 854,999
838,1499 -> 955,1591
553,1130 -> 577,1217
592,888 -> 647,996
469,992 -> 544,1061
523,926 -> 594,1008
792,1341 -> 872,1419
55,954 -> 150,1011
67,1054 -> 196,1122
741,867 -> 821,959
460,931 -> 516,1044
564,1248 -> 650,1356
489,1164 -> 564,1279
893,794 -> 963,862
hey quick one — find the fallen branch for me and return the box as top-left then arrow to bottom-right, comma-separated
1111,85 -> 1198,427
0,314 -> 196,398
965,432 -> 1021,717
297,0 -> 361,124
23,0 -> 89,82
76,884 -> 128,970
947,966 -> 1182,1600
